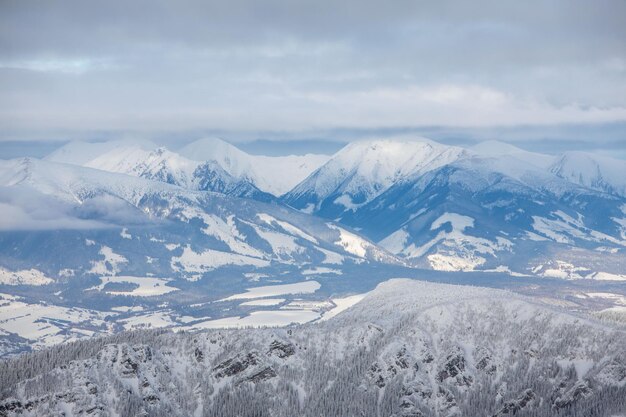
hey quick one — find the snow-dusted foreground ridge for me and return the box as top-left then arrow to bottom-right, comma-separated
1,279 -> 625,417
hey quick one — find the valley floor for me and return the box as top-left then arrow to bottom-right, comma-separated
1,267 -> 626,357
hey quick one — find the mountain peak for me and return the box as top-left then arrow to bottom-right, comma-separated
284,137 -> 468,217
335,137 -> 461,165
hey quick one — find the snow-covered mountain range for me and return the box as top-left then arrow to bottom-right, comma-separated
1,136 -> 625,357
1,279 -> 625,417
45,138 -> 329,197
28,136 -> 626,278
284,137 -> 626,212
84,145 -> 275,202
283,138 -> 626,277
0,155 -> 398,355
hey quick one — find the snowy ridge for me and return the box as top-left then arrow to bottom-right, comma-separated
0,157 -> 187,205
45,138 -> 328,197
84,146 -> 198,185
366,157 -> 626,274
284,140 -> 464,213
179,138 -> 330,195
283,138 -> 468,218
84,145 -> 274,201
1,279 -> 625,417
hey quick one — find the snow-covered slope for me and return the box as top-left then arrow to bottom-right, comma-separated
471,142 -> 626,197
179,138 -> 330,195
2,279 -> 624,417
84,146 -> 198,182
346,154 -> 626,274
44,138 -> 329,197
281,138 -> 626,275
282,138 -> 469,218
549,151 -> 626,197
0,157 -> 397,274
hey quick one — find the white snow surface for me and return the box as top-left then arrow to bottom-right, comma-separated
301,267 -> 342,275
390,212 -> 511,271
88,276 -> 179,297
256,213 -> 318,244
181,208 -> 265,258
220,281 -> 321,301
589,272 -> 626,281
328,224 -> 374,258
430,212 -> 474,231
88,246 -> 128,276
240,298 -> 286,306
171,246 -> 270,273
0,294 -> 111,348
379,228 -> 410,254
0,267 -> 54,285
318,293 -> 369,321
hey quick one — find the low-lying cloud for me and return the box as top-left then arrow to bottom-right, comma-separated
0,187 -> 147,231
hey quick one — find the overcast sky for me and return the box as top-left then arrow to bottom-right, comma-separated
0,0 -> 625,154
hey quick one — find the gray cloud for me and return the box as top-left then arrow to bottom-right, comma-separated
0,0 -> 625,140
0,187 -> 106,230
0,186 -> 150,231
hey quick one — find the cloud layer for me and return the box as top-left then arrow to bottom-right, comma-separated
1,0 -> 625,136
